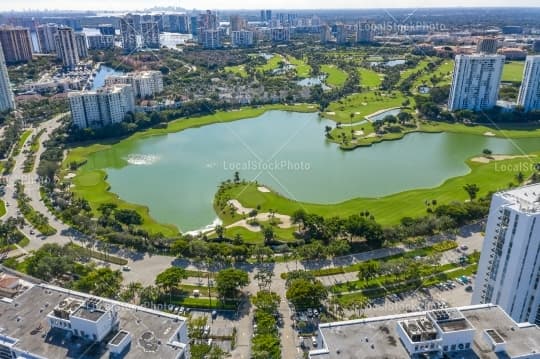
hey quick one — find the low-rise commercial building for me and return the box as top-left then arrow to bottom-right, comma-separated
0,280 -> 190,359
309,304 -> 540,358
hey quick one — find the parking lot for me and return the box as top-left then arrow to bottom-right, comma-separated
348,275 -> 475,318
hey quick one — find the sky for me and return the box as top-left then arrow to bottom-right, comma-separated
0,0 -> 539,11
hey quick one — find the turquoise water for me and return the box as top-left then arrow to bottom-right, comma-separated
83,111 -> 540,231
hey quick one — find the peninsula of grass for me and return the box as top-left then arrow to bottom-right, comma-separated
216,151 -> 540,227
64,104 -> 317,236
323,91 -> 409,123
0,200 -> 5,217
502,61 -> 525,83
321,64 -> 348,87
287,55 -> 311,78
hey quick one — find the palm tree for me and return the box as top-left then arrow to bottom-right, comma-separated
463,184 -> 480,201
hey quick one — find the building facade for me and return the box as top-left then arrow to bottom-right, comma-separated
36,23 -> 58,53
448,54 -> 505,111
75,32 -> 88,58
271,27 -> 290,42
518,56 -> 540,112
141,21 -> 160,49
86,34 -> 114,49
55,26 -> 80,69
0,25 -> 33,63
476,37 -> 498,54
69,84 -> 135,128
356,23 -> 373,43
472,184 -> 540,325
120,14 -> 138,52
0,44 -> 15,112
105,70 -> 163,98
231,30 -> 254,47
201,29 -> 221,49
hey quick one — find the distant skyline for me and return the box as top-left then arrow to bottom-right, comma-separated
1,1 -> 540,12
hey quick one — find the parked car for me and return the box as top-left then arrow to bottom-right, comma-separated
312,336 -> 318,347
122,266 -> 131,271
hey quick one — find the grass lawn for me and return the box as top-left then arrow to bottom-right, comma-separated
13,130 -> 32,155
257,54 -> 284,73
502,61 -> 525,83
211,224 -> 297,244
65,104 -> 317,236
358,68 -> 382,88
0,200 -> 5,217
218,151 -> 540,226
224,64 -> 248,78
323,90 -> 407,123
287,55 -> 311,78
321,64 -> 348,87
413,60 -> 454,89
419,120 -> 540,138
397,60 -> 432,86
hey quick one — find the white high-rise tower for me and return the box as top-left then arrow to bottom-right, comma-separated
517,55 -> 540,112
473,184 -> 540,324
448,54 -> 505,111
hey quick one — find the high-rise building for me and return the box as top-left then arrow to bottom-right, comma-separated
517,55 -> 540,112
320,24 -> 332,43
0,25 -> 33,63
190,16 -> 199,36
165,14 -> 190,34
98,24 -> 115,36
534,39 -> 540,53
472,184 -> 540,325
36,23 -> 58,53
74,32 -> 87,58
357,22 -> 373,43
447,54 -> 505,111
198,10 -> 218,32
230,15 -> 245,32
334,24 -> 348,44
270,27 -> 290,42
141,21 -> 160,49
105,71 -> 163,98
477,37 -> 498,54
120,14 -> 138,52
55,27 -> 79,70
86,34 -> 114,49
200,29 -> 221,49
266,10 -> 272,22
231,30 -> 254,47
69,84 -> 135,128
0,45 -> 15,112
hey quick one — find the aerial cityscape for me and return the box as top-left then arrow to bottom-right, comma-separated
0,4 -> 539,359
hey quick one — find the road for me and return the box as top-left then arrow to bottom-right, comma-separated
0,114 -> 487,359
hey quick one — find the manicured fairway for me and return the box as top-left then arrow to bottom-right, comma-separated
502,61 -> 525,83
321,64 -> 348,86
219,152 -> 540,226
358,68 -> 382,88
287,55 -> 311,78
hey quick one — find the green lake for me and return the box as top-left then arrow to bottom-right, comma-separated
82,111 -> 540,232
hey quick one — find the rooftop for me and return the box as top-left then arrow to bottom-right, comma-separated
0,283 -> 188,359
310,304 -> 540,359
500,183 -> 540,213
